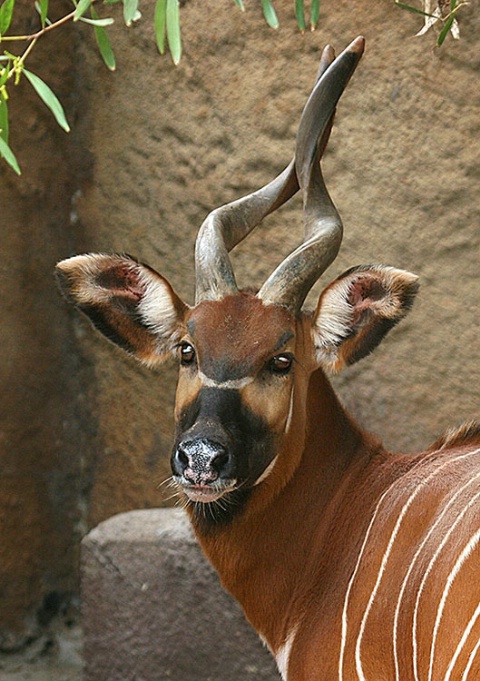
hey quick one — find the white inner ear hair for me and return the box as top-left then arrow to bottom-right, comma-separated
313,277 -> 355,363
137,270 -> 183,340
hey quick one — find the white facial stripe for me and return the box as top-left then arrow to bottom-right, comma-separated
197,370 -> 255,390
285,385 -> 295,434
254,456 -> 278,486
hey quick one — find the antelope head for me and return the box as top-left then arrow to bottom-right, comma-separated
56,37 -> 418,525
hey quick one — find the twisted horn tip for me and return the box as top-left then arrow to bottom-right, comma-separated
348,36 -> 366,56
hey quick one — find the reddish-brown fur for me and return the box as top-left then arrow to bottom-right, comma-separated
179,297 -> 480,681
55,36 -> 480,679
56,253 -> 480,681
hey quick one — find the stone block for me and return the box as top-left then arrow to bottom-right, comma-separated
82,508 -> 280,681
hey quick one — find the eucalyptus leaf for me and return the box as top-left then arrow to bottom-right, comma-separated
166,0 -> 181,65
261,0 -> 279,29
0,135 -> 20,175
37,0 -> 48,28
0,93 -> 8,143
394,1 -> 437,19
123,0 -> 139,26
295,0 -> 306,32
23,69 -> 70,132
437,14 -> 455,45
79,16 -> 115,26
310,0 -> 320,29
154,0 -> 167,54
91,7 -> 116,70
73,0 -> 92,21
0,0 -> 15,35
0,65 -> 10,86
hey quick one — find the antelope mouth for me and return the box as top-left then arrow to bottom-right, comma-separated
179,480 -> 238,504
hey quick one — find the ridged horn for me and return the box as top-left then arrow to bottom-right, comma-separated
194,37 -> 364,307
258,36 -> 365,312
194,43 -> 338,304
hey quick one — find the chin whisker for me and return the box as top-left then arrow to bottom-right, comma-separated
157,475 -> 186,505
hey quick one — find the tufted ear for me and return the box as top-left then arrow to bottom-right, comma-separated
55,253 -> 187,366
312,265 -> 419,373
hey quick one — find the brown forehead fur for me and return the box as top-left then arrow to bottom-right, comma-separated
185,293 -> 295,379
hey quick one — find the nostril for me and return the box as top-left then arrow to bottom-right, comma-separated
173,444 -> 190,476
176,446 -> 189,468
211,449 -> 229,473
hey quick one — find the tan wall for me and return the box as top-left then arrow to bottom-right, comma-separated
1,0 -> 479,646
0,2 -> 95,648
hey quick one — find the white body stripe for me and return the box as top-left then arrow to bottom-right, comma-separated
427,527 -> 480,681
339,447 -> 480,681
411,449 -> 480,681
354,453 -> 453,680
444,601 -> 480,681
394,466 -> 480,680
339,479 -> 395,680
462,636 -> 480,681
275,628 -> 297,681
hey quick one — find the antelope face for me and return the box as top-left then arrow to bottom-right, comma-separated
171,294 -> 297,507
56,38 -> 419,524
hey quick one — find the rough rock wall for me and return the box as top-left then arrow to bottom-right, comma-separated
0,2 -> 94,648
1,0 -> 478,645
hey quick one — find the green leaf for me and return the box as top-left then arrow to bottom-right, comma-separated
79,16 -> 114,26
0,135 -> 20,174
232,0 -> 245,9
0,93 -> 8,143
74,0 -> 92,21
23,69 -> 70,132
450,0 -> 457,10
123,0 -> 139,26
261,0 -> 279,29
91,7 -> 116,70
310,0 -> 320,29
394,1 -> 437,18
437,14 -> 455,45
0,65 -> 10,87
37,0 -> 49,28
295,0 -> 305,31
154,0 -> 167,54
0,0 -> 15,35
166,0 -> 181,65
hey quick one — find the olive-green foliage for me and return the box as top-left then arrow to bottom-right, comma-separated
0,0 -> 469,174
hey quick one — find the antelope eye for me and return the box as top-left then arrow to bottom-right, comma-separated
269,354 -> 294,375
178,343 -> 196,366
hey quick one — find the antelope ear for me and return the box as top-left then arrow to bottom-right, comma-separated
55,253 -> 187,366
312,265 -> 419,373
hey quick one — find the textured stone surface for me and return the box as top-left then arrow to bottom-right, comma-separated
0,1 -> 94,647
82,508 -> 280,681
